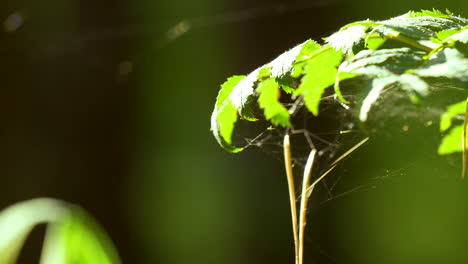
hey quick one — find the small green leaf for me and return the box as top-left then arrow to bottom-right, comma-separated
438,125 -> 465,154
276,74 -> 296,94
295,40 -> 321,62
446,27 -> 468,43
294,46 -> 342,115
440,100 -> 467,132
292,40 -> 322,77
436,29 -> 460,41
240,105 -> 258,121
365,33 -> 386,50
257,79 -> 292,127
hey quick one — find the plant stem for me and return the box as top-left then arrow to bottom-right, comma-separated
298,149 -> 317,264
283,134 -> 299,264
462,97 -> 468,179
388,34 -> 433,52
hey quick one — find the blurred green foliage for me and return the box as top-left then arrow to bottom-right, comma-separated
0,199 -> 120,264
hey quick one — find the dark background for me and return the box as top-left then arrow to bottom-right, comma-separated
1,0 -> 467,263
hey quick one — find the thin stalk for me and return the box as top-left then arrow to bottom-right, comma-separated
462,97 -> 468,179
298,149 -> 317,264
305,137 -> 370,195
283,134 -> 299,264
387,34 -> 433,52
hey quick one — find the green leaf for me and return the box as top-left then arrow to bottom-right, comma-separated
359,76 -> 400,121
336,48 -> 429,107
294,46 -> 342,115
436,29 -> 460,41
354,67 -> 428,121
41,206 -> 121,264
267,41 -> 309,77
229,69 -> 259,111
339,48 -> 425,73
326,25 -> 368,55
295,40 -> 321,62
211,76 -> 246,153
210,10 -> 468,156
413,48 -> 468,84
438,125 -> 465,154
239,104 -> 258,121
215,76 -> 246,110
0,199 -> 121,264
378,13 -> 464,40
292,40 -> 322,77
448,27 -> 468,43
365,33 -> 386,50
409,9 -> 450,19
257,79 -> 292,127
0,199 -> 67,264
440,100 -> 467,132
275,74 -> 296,94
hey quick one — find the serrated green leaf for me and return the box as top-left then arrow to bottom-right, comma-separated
257,79 -> 292,127
229,69 -> 260,111
258,66 -> 272,80
294,47 -> 342,115
267,41 -> 308,77
340,48 -> 425,73
438,125 -> 466,154
409,9 -> 450,19
446,27 -> 468,43
216,76 -> 246,109
217,102 -> 239,144
436,29 -> 460,41
413,48 -> 468,84
378,13 -> 463,39
326,25 -> 368,55
211,104 -> 242,153
291,40 -> 322,77
440,100 -> 466,132
336,48 -> 428,100
356,67 -> 428,121
211,76 -> 245,152
295,39 -> 321,62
